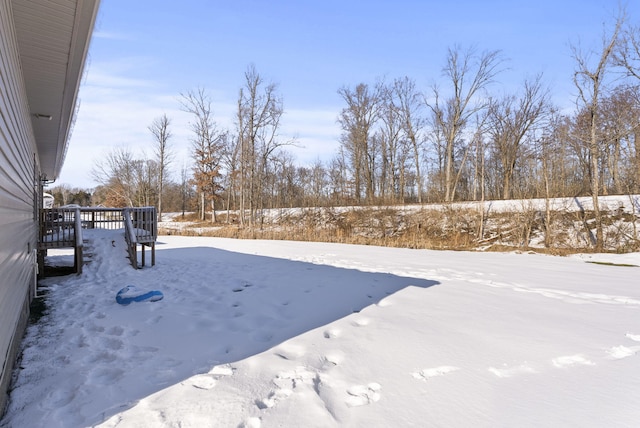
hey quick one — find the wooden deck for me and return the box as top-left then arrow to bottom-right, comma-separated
38,207 -> 157,276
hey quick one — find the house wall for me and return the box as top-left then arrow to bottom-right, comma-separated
0,0 -> 40,415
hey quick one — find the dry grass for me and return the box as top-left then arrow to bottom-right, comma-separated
159,206 -> 640,254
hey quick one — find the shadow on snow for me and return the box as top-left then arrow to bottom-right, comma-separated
8,242 -> 439,427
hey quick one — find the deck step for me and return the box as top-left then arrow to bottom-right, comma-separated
82,239 -> 94,266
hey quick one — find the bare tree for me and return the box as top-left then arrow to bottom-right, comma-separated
337,82 -> 382,203
50,184 -> 72,206
393,77 -> 425,203
179,162 -> 192,218
379,83 -> 403,202
571,12 -> 624,250
180,88 -> 225,222
487,74 -> 551,199
220,134 -> 240,223
615,18 -> 640,80
236,65 -> 287,226
614,23 -> 640,190
328,149 -> 349,205
615,16 -> 640,189
309,159 -> 328,207
148,114 -> 173,221
376,77 -> 425,203
427,46 -> 503,202
599,85 -> 640,194
92,146 -> 138,206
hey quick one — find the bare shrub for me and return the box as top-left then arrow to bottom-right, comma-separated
159,201 -> 640,254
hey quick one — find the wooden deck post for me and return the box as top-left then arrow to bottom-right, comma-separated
37,250 -> 45,278
74,245 -> 83,275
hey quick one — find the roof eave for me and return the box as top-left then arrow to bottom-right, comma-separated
13,0 -> 101,181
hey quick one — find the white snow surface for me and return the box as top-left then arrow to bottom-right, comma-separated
2,229 -> 640,427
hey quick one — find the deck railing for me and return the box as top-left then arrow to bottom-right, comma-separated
39,207 -> 85,274
123,207 -> 157,269
39,207 -> 83,249
78,208 -> 124,230
38,207 -> 157,273
126,207 -> 158,243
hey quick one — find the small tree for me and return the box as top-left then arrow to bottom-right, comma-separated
148,114 -> 173,221
571,12 -> 624,250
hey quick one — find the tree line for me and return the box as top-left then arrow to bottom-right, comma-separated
65,10 -> 639,248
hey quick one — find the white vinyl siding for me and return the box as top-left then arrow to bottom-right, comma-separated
0,0 -> 39,411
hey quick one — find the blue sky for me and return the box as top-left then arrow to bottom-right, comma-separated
57,0 -> 637,187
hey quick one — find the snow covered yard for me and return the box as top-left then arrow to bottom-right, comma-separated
2,229 -> 640,427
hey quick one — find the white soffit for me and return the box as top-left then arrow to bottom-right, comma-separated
12,0 -> 100,180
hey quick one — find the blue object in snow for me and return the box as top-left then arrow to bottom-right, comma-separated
116,285 -> 164,305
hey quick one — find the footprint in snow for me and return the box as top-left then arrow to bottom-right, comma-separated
44,387 -> 76,409
273,343 -> 306,360
256,388 -> 293,409
209,364 -> 235,376
71,334 -> 89,348
233,283 -> 254,292
625,333 -> 640,342
146,315 -> 163,325
323,328 -> 342,339
254,367 -> 316,410
376,297 -> 393,307
488,363 -> 536,378
606,345 -> 640,359
88,323 -> 105,334
189,374 -> 218,390
275,366 -> 316,388
106,326 -> 125,336
86,351 -> 118,364
89,366 -> 125,386
351,317 -> 371,327
239,417 -> 262,428
552,354 -> 595,368
322,351 -> 345,367
345,383 -> 382,407
132,345 -> 159,358
411,366 -> 460,380
101,337 -> 124,351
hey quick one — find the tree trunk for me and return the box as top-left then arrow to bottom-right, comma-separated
590,115 -> 604,250
200,191 -> 206,221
